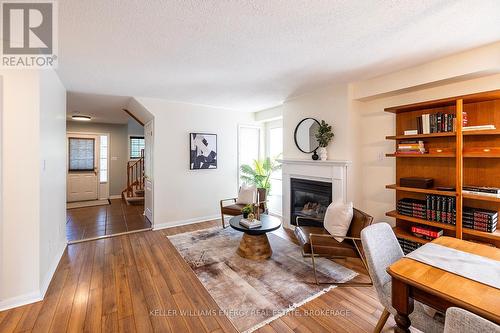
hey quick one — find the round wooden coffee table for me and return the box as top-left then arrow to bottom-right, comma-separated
229,214 -> 282,260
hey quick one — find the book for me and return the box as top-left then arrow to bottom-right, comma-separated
239,219 -> 262,229
462,125 -> 496,131
411,225 -> 443,239
463,186 -> 500,195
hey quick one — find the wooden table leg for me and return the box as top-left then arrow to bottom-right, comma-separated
392,278 -> 414,333
237,233 -> 272,260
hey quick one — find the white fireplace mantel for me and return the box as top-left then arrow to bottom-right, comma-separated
279,159 -> 352,228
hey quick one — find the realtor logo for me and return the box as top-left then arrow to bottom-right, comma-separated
1,0 -> 57,68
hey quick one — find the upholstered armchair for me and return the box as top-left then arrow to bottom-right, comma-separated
294,207 -> 373,286
444,307 -> 500,333
219,188 -> 267,228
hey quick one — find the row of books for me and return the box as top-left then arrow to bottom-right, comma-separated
397,196 -> 456,224
463,207 -> 497,233
397,237 -> 423,255
397,197 -> 498,233
395,140 -> 426,155
417,113 -> 456,134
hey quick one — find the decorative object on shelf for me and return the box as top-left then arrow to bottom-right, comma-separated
400,177 -> 434,189
240,157 -> 281,195
315,120 -> 334,161
311,150 -> 319,160
241,204 -> 253,219
190,133 -> 217,169
294,118 -> 320,160
247,212 -> 255,221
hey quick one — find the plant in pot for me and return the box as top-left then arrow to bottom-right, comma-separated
241,204 -> 253,219
315,120 -> 334,161
240,157 -> 282,196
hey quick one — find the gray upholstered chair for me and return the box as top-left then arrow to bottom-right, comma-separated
360,223 -> 444,333
444,307 -> 500,333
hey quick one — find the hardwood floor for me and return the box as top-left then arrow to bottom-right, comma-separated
66,199 -> 151,242
0,220 -> 396,332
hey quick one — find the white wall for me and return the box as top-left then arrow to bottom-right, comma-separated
39,70 -> 67,295
281,84 -> 361,204
0,70 -> 41,306
0,69 -> 67,310
136,98 -> 255,228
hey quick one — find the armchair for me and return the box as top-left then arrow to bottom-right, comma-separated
294,207 -> 373,286
220,188 -> 267,228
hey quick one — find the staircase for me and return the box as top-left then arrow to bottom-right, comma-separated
122,149 -> 145,205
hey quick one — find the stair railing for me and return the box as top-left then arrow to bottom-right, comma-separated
126,149 -> 145,197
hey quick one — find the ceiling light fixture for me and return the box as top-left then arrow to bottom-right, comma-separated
72,115 -> 92,121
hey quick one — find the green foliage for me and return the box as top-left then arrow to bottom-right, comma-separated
240,156 -> 281,195
241,204 -> 253,214
315,120 -> 334,147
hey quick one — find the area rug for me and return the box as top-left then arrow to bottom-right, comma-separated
167,227 -> 357,333
67,199 -> 111,209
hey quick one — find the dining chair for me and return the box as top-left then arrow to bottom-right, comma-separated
360,222 -> 444,333
444,307 -> 500,333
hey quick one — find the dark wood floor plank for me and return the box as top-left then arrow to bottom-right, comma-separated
83,288 -> 103,333
13,301 -> 43,332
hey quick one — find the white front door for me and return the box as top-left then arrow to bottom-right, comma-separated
144,120 -> 154,223
67,134 -> 99,202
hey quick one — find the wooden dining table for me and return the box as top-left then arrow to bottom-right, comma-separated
387,236 -> 500,333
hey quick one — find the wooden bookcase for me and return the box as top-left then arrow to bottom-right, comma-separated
385,89 -> 500,247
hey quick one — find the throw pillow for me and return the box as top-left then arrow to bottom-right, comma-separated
323,201 -> 354,242
236,185 -> 256,205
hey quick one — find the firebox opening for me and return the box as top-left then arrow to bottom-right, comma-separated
290,178 -> 332,227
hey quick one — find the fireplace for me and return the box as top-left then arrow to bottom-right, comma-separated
290,178 -> 332,227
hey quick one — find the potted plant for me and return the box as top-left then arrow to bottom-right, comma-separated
315,120 -> 334,160
239,157 -> 281,195
241,204 -> 253,218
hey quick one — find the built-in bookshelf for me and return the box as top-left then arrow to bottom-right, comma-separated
386,89 -> 500,248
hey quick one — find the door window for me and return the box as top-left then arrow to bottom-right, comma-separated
69,138 -> 95,171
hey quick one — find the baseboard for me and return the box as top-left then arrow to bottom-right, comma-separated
109,194 -> 122,199
0,241 -> 67,311
153,214 -> 221,230
40,241 -> 67,298
0,291 -> 42,312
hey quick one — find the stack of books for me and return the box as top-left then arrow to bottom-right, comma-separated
395,140 -> 426,155
417,113 -> 455,134
239,218 -> 262,229
462,125 -> 496,132
397,237 -> 423,255
397,198 -> 427,219
463,208 -> 498,233
411,225 -> 443,240
425,195 -> 456,224
463,185 -> 500,198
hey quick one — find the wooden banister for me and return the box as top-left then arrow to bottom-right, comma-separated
124,148 -> 145,198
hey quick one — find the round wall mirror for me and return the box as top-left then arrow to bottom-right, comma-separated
294,118 -> 320,153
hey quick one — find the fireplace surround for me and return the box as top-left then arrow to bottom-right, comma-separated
279,159 -> 352,228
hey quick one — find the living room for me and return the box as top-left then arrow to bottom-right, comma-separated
0,1 -> 499,333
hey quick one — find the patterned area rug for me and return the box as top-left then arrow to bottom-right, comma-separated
167,227 -> 357,332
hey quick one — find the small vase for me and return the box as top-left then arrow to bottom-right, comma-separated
318,147 -> 327,161
243,212 -> 249,218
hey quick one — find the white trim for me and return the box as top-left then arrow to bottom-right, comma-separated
153,214 -> 221,231
0,291 -> 42,312
39,241 -> 67,298
109,194 -> 122,200
278,158 -> 352,166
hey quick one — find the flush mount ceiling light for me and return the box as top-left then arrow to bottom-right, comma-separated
72,115 -> 91,121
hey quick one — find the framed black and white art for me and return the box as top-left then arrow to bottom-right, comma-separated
190,133 -> 217,170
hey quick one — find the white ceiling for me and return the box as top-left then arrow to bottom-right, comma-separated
67,92 -> 131,124
58,0 -> 500,112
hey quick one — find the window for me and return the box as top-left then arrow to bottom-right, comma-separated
68,138 -> 95,171
130,136 -> 145,159
269,127 -> 283,159
238,126 -> 261,185
99,135 -> 108,183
